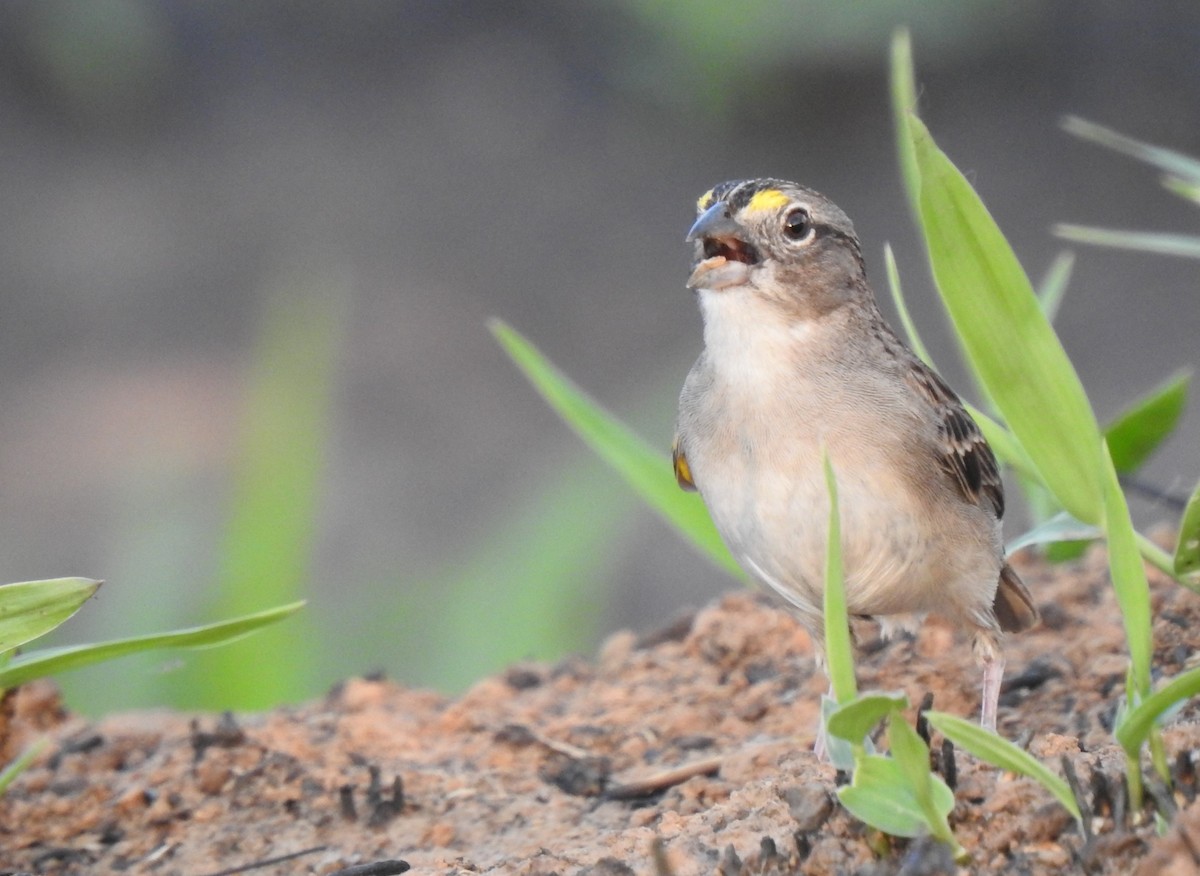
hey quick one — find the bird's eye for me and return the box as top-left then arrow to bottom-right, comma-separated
783,208 -> 812,241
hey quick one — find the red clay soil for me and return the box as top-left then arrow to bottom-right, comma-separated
2,543 -> 1200,875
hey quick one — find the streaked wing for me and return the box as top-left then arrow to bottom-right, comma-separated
906,363 -> 1004,518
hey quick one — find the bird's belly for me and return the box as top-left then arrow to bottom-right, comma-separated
699,446 -> 940,621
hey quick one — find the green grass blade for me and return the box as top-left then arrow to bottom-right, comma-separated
925,711 -> 1082,826
180,276 -> 344,709
0,602 -> 304,690
889,713 -> 960,855
1174,480 -> 1200,580
1061,116 -> 1200,185
1101,441 -> 1153,699
838,754 -> 933,839
490,319 -> 742,580
1053,226 -> 1200,260
0,579 -> 101,654
0,738 -> 48,796
1163,176 -> 1200,205
909,115 -> 1105,524
1037,251 -> 1075,324
890,28 -> 920,221
1105,370 -> 1191,473
1115,664 -> 1200,756
883,244 -> 934,367
827,691 -> 908,743
823,451 -> 856,704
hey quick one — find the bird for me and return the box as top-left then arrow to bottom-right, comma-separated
671,178 -> 1038,732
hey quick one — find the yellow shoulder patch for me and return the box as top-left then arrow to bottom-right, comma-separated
672,437 -> 697,492
695,189 -> 716,212
745,188 -> 790,214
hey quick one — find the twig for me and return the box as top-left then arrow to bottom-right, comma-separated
605,755 -> 723,799
199,845 -> 326,876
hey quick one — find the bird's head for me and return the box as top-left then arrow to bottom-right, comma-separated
686,179 -> 868,316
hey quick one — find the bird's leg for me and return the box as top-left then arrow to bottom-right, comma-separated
980,656 -> 1004,732
974,632 -> 1004,733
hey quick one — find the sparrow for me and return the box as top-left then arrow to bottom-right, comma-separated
672,179 -> 1037,731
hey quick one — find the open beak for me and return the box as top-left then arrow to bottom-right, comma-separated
685,201 -> 760,290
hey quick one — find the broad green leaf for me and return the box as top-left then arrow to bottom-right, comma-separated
490,320 -> 743,580
838,753 -> 955,840
1006,512 -> 1102,555
1115,663 -> 1200,756
925,711 -> 1082,826
909,115 -> 1105,524
827,692 -> 908,743
0,602 -> 304,690
823,451 -> 855,704
1053,226 -> 1200,260
1101,441 -> 1152,700
1106,371 -> 1191,473
0,738 -> 47,796
821,695 -> 858,772
890,29 -> 920,220
889,714 -> 960,854
0,579 -> 101,654
1174,480 -> 1200,579
1037,251 -> 1075,324
1061,116 -> 1200,185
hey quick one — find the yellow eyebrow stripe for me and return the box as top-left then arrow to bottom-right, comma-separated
695,188 -> 716,211
745,188 -> 790,213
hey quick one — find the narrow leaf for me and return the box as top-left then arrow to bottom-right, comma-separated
1105,371 -> 1191,473
884,244 -> 934,367
490,320 -> 742,580
189,275 -> 346,709
890,29 -> 920,220
1061,116 -> 1200,185
0,738 -> 48,795
1163,176 -> 1200,205
0,602 -> 304,690
1037,251 -> 1075,324
0,579 -> 101,654
925,711 -> 1082,826
889,714 -> 959,852
910,115 -> 1105,524
1115,663 -> 1200,755
1006,511 -> 1102,555
827,691 -> 908,743
823,451 -> 855,704
1101,441 -> 1153,700
1174,480 -> 1200,579
1053,226 -> 1200,260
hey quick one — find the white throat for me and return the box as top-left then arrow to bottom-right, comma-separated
698,288 -> 814,388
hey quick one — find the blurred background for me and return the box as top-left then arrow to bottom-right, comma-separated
1,1 -> 1197,713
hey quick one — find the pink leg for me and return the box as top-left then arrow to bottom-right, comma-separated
980,654 -> 1004,732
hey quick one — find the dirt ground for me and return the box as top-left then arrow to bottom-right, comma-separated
2,542 -> 1200,876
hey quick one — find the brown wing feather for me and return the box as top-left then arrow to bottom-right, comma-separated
906,363 -> 1004,518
